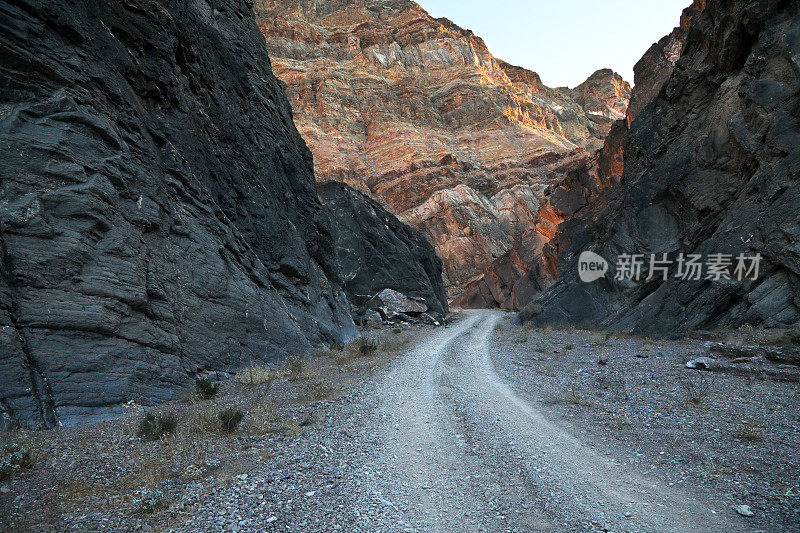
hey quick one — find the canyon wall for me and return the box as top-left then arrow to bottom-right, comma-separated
318,181 -> 448,316
0,0 -> 365,428
255,0 -> 630,304
522,0 -> 800,335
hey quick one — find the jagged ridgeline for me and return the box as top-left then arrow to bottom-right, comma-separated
0,0 -> 429,429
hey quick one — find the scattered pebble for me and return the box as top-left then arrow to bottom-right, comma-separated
735,504 -> 754,517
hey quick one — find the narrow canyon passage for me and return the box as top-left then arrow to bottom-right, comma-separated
368,311 -> 746,532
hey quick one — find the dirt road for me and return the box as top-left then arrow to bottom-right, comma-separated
365,310 -> 746,532
8,310 -> 761,532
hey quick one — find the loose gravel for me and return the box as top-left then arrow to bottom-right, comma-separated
2,311 -> 797,532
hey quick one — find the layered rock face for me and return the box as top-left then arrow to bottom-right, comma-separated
0,0 -> 362,428
318,181 -> 448,316
255,0 -> 630,302
452,156 -> 617,309
595,0 -> 705,186
495,0 -> 706,312
523,0 -> 800,335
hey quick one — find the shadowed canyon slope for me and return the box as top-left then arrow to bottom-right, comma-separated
0,0 -> 438,429
255,0 -> 630,304
319,181 -> 448,316
524,0 -> 800,335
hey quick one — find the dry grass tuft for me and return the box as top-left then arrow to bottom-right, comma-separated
677,372 -> 714,405
280,354 -> 306,380
544,387 -> 591,407
300,380 -> 336,404
247,394 -> 280,435
236,366 -> 275,387
732,421 -> 765,442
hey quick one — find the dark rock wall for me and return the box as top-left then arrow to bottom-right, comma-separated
318,181 -> 448,316
0,0 -> 358,428
523,0 -> 800,335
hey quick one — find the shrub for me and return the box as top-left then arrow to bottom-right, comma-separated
132,486 -> 168,513
301,380 -> 335,403
329,342 -> 345,352
677,372 -> 713,405
358,338 -> 377,356
0,443 -> 33,481
733,423 -> 764,442
219,408 -> 244,433
138,412 -> 178,441
195,378 -> 219,400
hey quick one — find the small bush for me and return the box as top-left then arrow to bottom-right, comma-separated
790,333 -> 800,347
358,338 -> 378,356
248,395 -> 279,435
132,486 -> 169,513
531,339 -> 549,353
219,408 -> 244,433
195,378 -> 219,400
189,410 -> 218,434
0,443 -> 33,481
733,421 -> 764,442
281,355 -> 305,379
138,412 -> 179,441
301,380 -> 335,403
329,342 -> 345,352
677,372 -> 713,405
543,388 -> 590,407
565,389 -> 591,407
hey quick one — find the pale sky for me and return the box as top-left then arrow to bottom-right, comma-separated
415,0 -> 690,88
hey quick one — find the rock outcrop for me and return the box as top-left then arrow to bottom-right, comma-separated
318,181 -> 448,316
626,0 -> 705,124
522,0 -> 800,335
255,0 -> 630,302
0,0 -> 362,428
452,156 -> 617,309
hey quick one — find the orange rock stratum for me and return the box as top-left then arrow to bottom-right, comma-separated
255,0 -> 630,306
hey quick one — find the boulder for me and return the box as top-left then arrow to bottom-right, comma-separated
367,289 -> 428,316
685,358 -> 716,370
